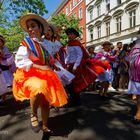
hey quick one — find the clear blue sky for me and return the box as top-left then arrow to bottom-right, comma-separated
44,0 -> 62,19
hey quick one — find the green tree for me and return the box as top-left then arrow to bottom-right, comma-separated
0,0 -> 48,18
50,13 -> 82,46
0,0 -> 48,52
0,20 -> 24,52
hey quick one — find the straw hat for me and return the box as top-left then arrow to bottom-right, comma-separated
19,13 -> 49,32
0,35 -> 5,44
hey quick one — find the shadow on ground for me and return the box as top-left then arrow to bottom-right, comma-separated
0,93 -> 30,117
0,91 -> 140,140
45,92 -> 139,140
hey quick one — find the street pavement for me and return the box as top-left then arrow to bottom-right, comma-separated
0,90 -> 140,140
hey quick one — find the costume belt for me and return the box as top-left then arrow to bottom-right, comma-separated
32,64 -> 51,70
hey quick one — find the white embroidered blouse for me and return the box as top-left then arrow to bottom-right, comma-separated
65,46 -> 83,70
15,38 -> 62,71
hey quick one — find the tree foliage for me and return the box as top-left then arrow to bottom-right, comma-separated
0,20 -> 24,52
0,0 -> 48,52
50,13 -> 82,46
0,0 -> 48,17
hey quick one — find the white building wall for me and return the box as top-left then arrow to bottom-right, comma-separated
102,2 -> 106,15
136,5 -> 140,24
110,17 -> 115,34
86,0 -> 140,48
102,23 -> 106,37
122,12 -> 128,30
110,0 -> 116,9
94,27 -> 97,40
86,0 -> 92,5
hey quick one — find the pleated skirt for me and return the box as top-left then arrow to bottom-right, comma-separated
13,67 -> 68,107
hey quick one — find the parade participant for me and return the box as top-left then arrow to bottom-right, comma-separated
87,45 -> 96,59
65,28 -> 110,105
13,13 -> 68,133
44,23 -> 67,68
112,42 -> 123,89
118,44 -> 129,91
0,35 -> 16,104
87,45 -> 97,91
43,23 -> 62,54
127,29 -> 140,124
95,41 -> 118,97
44,23 -> 56,42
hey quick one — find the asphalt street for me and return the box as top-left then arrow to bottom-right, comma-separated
0,90 -> 140,140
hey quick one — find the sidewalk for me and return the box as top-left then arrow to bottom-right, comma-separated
0,91 -> 140,140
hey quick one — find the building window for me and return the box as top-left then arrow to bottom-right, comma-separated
117,0 -> 121,5
97,26 -> 101,38
89,10 -> 93,21
79,8 -> 83,19
73,0 -> 77,7
116,16 -> 121,32
89,28 -> 93,41
70,2 -> 72,11
66,6 -> 68,15
73,12 -> 77,18
129,10 -> 136,28
106,0 -> 110,11
106,21 -> 110,36
97,4 -> 101,17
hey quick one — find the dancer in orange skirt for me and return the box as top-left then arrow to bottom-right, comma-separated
13,13 -> 68,134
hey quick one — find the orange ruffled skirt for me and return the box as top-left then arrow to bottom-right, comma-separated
13,67 -> 68,107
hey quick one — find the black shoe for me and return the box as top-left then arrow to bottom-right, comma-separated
132,116 -> 140,125
42,128 -> 54,136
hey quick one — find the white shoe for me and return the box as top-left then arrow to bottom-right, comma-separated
123,89 -> 128,92
108,87 -> 116,91
117,88 -> 123,92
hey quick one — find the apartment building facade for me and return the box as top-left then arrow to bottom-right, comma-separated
50,0 -> 86,47
86,0 -> 140,49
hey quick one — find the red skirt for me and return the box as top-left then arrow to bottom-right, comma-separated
68,59 -> 110,93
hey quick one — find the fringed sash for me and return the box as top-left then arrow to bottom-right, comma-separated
129,43 -> 140,64
22,37 -> 50,65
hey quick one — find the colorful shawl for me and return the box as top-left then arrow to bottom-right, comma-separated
129,42 -> 140,64
128,42 -> 140,82
22,37 -> 51,65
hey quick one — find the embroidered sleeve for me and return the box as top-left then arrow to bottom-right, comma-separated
73,46 -> 83,70
15,46 -> 33,71
42,39 -> 62,55
50,41 -> 62,55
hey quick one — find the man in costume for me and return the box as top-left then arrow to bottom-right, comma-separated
65,28 -> 110,106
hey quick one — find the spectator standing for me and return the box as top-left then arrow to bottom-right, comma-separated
0,35 -> 16,104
